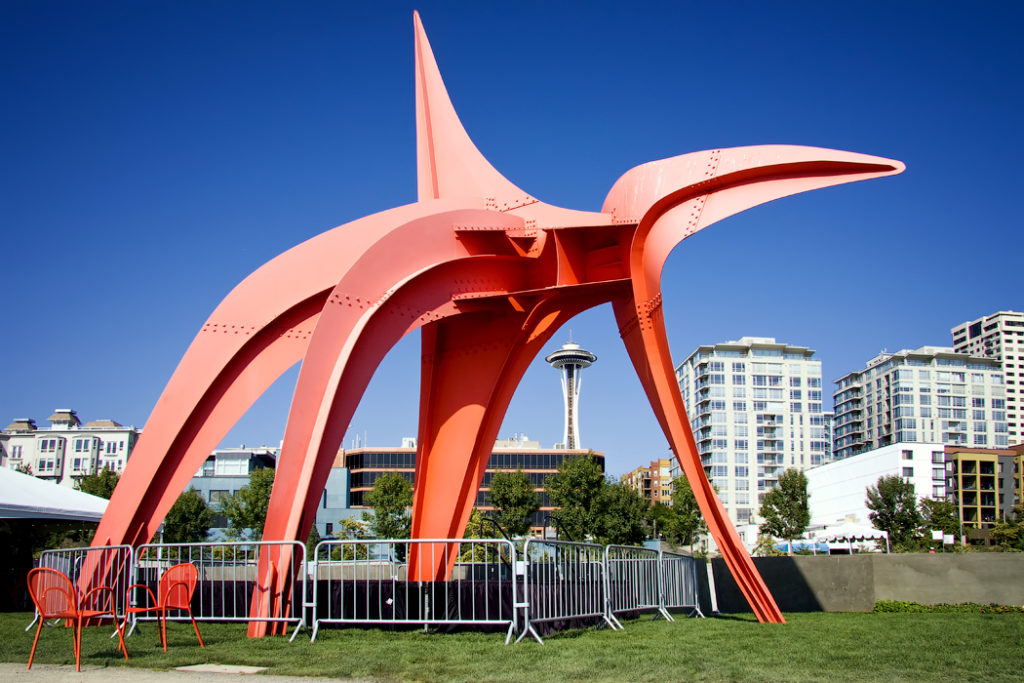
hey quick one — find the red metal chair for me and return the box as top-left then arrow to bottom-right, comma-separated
26,567 -> 128,671
123,562 -> 203,651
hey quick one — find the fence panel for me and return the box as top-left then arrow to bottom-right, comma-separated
660,551 -> 702,617
132,541 -> 306,638
310,538 -> 517,643
604,545 -> 669,627
516,538 -> 613,644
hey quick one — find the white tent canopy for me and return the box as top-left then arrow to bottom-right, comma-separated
0,467 -> 108,521
814,522 -> 890,553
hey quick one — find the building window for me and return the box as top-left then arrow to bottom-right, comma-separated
902,450 -> 913,460
903,467 -> 914,477
932,451 -> 944,464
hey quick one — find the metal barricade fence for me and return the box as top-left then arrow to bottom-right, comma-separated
309,538 -> 518,643
30,545 -> 134,631
604,545 -> 670,627
132,541 -> 306,639
660,551 -> 703,617
516,538 -> 614,644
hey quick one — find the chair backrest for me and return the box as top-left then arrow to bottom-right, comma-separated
159,563 -> 199,610
27,568 -> 77,618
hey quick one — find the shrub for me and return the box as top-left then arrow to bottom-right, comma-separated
873,600 -> 1024,614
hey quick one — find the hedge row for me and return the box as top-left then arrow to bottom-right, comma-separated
873,600 -> 1024,614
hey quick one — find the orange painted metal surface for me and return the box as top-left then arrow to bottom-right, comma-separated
90,12 -> 903,631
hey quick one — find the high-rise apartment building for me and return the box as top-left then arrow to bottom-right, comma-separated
675,337 -> 828,542
622,458 -> 673,505
833,346 -> 1005,461
951,310 -> 1024,443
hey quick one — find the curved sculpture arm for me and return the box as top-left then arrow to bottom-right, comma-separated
93,200 -> 496,549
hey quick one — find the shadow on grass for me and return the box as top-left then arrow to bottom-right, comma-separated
707,613 -> 759,622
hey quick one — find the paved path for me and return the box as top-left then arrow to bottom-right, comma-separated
0,663 -> 364,681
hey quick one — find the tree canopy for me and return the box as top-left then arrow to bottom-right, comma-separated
991,502 -> 1024,550
365,472 -> 412,539
919,497 -> 960,538
76,468 -> 120,499
487,469 -> 540,537
668,476 -> 707,546
163,487 -> 213,543
758,468 -> 810,554
596,480 -> 649,546
544,453 -> 606,542
866,474 -> 922,547
220,467 -> 275,539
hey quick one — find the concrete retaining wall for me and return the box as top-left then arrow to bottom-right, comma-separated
708,553 -> 1024,613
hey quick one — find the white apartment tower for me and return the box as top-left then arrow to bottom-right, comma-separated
833,346 -> 1005,461
951,311 -> 1024,444
675,337 -> 828,542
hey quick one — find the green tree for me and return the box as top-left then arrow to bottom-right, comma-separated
668,476 -> 707,547
330,516 -> 371,560
488,469 -> 540,537
866,475 -> 922,548
758,468 -> 810,555
305,524 -> 321,556
76,468 -> 120,499
596,480 -> 649,545
990,502 -> 1024,551
366,472 -> 413,539
919,497 -> 960,538
220,467 -> 275,539
460,508 -> 503,562
646,501 -> 676,541
753,533 -> 785,557
545,453 -> 606,542
163,487 -> 212,543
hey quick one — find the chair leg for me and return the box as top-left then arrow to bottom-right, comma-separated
160,607 -> 168,653
75,617 -> 83,672
188,607 -> 204,648
112,612 -> 129,660
26,618 -> 43,669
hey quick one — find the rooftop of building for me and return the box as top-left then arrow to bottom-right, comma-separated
82,419 -> 123,429
834,345 -> 1001,380
4,411 -> 138,434
677,336 -> 817,367
951,310 -> 1024,331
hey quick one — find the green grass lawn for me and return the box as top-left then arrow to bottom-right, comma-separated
1,611 -> 1021,681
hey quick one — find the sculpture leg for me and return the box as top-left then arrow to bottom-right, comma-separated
613,293 -> 784,624
91,299 -> 323,550
410,287 -> 625,581
254,253 -> 527,635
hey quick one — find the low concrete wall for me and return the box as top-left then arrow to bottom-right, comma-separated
709,553 -> 1024,613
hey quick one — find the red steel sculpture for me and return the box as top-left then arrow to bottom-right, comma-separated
90,12 -> 903,630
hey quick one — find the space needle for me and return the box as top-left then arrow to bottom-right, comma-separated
545,339 -> 597,449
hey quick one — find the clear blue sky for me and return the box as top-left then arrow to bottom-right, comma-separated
3,1 -> 1021,477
